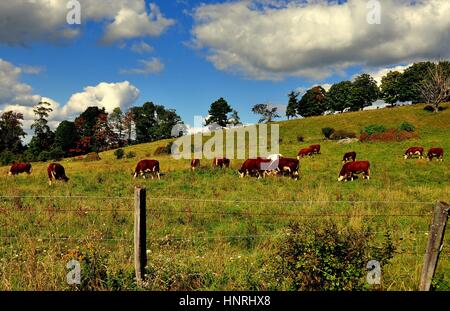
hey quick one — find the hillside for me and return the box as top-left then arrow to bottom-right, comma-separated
0,103 -> 449,291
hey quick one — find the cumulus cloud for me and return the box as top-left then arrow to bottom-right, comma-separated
0,1 -> 174,46
0,59 -> 140,138
191,0 -> 450,80
120,57 -> 165,75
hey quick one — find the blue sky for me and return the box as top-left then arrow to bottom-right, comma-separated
0,0 -> 448,138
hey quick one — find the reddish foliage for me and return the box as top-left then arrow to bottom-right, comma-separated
359,129 -> 418,142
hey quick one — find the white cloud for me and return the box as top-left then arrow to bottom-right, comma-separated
191,0 -> 450,80
120,57 -> 165,75
63,81 -> 140,117
130,42 -> 154,54
365,64 -> 413,86
0,1 -> 174,45
0,59 -> 141,139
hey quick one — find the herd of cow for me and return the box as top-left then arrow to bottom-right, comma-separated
6,145 -> 444,184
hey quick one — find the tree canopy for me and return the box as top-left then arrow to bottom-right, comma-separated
297,86 -> 328,117
206,98 -> 233,127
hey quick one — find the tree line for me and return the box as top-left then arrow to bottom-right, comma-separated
0,102 -> 183,164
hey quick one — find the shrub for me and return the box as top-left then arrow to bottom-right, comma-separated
268,222 -> 394,291
363,124 -> 387,135
296,135 -> 304,142
84,152 -> 101,162
322,127 -> 335,139
154,142 -> 173,156
114,149 -> 125,160
399,122 -> 415,132
0,150 -> 16,166
359,129 -> 419,142
126,151 -> 136,159
49,147 -> 65,161
331,130 -> 356,140
38,151 -> 51,162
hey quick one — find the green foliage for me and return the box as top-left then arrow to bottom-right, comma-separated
132,102 -> 183,143
54,121 -> 78,154
297,86 -> 328,117
206,97 -> 233,127
268,222 -> 394,291
363,124 -> 387,135
49,147 -> 65,161
398,61 -> 435,103
326,81 -> 353,112
37,151 -> 51,162
0,111 -> 26,154
0,150 -> 15,165
322,127 -> 335,139
380,71 -> 402,106
29,102 -> 55,156
399,122 -> 416,132
350,74 -> 379,111
286,91 -> 299,119
114,148 -> 125,160
126,151 -> 136,159
252,104 -> 280,123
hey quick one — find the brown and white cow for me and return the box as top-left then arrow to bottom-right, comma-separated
238,158 -> 272,178
297,147 -> 315,159
404,147 -> 424,159
191,159 -> 200,171
309,144 -> 321,154
277,157 -> 300,180
9,162 -> 32,176
342,151 -> 357,164
134,159 -> 161,179
427,147 -> 444,161
338,161 -> 370,182
213,157 -> 230,168
48,163 -> 69,185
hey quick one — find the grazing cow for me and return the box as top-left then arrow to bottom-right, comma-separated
191,159 -> 200,171
297,147 -> 315,159
342,152 -> 357,164
238,158 -> 272,178
47,163 -> 69,185
213,157 -> 230,168
134,160 -> 161,179
404,147 -> 424,159
309,144 -> 321,154
277,157 -> 300,180
427,148 -> 444,161
9,162 -> 32,176
338,161 -> 370,182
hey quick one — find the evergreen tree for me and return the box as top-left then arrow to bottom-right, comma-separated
206,97 -> 233,127
286,91 -> 298,119
28,102 -> 55,157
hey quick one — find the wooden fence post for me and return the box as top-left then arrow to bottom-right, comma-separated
134,187 -> 147,285
419,201 -> 449,291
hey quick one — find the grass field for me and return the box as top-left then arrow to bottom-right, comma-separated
0,103 -> 449,290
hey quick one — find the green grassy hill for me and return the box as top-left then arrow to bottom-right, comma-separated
0,103 -> 449,290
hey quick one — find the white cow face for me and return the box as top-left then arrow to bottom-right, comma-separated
338,175 -> 346,182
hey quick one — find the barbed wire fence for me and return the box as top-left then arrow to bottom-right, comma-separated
0,189 -> 448,290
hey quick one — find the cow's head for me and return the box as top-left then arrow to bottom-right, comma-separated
403,153 -> 409,159
238,169 -> 245,178
7,171 -> 12,176
337,174 -> 346,182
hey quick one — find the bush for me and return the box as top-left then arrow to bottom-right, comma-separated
399,122 -> 416,132
126,151 -> 136,159
330,130 -> 356,140
268,222 -> 394,291
38,151 -> 51,162
0,150 -> 16,166
114,148 -> 125,160
296,135 -> 304,142
322,127 -> 335,139
363,124 -> 387,135
359,128 -> 419,142
154,142 -> 173,156
49,147 -> 65,161
84,152 -> 101,162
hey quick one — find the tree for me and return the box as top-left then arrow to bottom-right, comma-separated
28,101 -> 55,157
109,107 -> 125,146
206,97 -> 233,127
123,110 -> 135,144
286,91 -> 298,119
228,109 -> 242,126
132,102 -> 182,143
0,111 -> 26,154
419,62 -> 450,112
252,104 -> 280,123
54,121 -> 78,155
325,81 -> 353,113
398,62 -> 434,103
297,86 -> 328,117
350,74 -> 379,111
380,71 -> 402,106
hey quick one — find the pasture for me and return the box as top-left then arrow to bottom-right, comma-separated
0,104 -> 449,290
